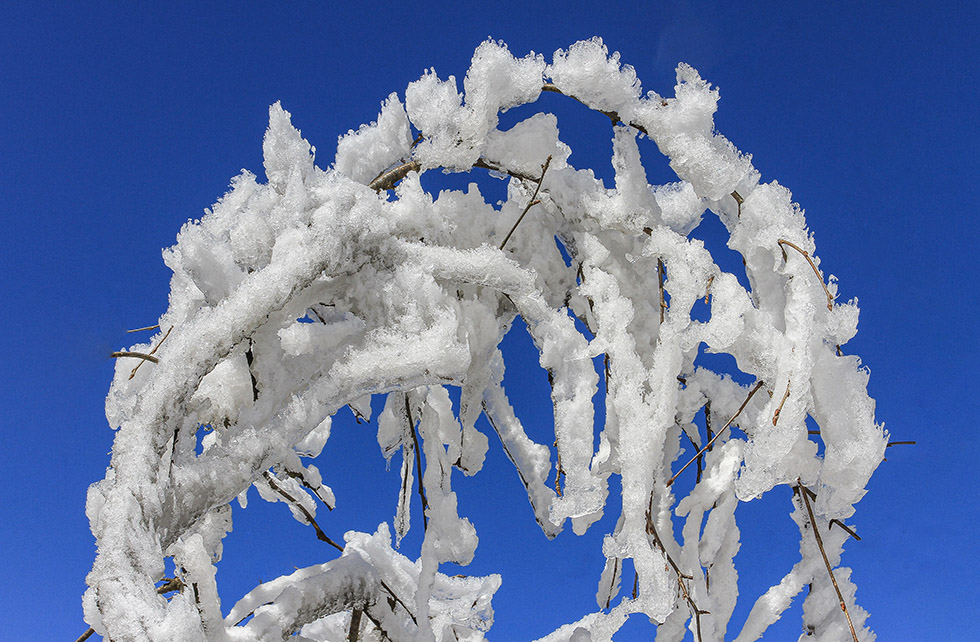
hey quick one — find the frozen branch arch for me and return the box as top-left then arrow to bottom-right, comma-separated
85,38 -> 887,642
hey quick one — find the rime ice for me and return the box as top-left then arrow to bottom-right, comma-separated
86,38 -> 886,642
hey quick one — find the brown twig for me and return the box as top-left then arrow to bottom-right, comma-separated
284,469 -> 336,510
667,381 -> 765,487
657,258 -> 667,324
264,472 -> 344,552
646,494 -> 707,642
777,240 -> 835,311
731,191 -> 743,218
499,155 -> 552,251
379,579 -> 418,625
473,157 -> 539,183
704,275 -> 714,305
129,325 -> 173,379
772,383 -> 791,425
541,83 -> 652,136
553,440 -> 565,497
604,557 -> 621,610
369,159 -> 423,192
886,440 -> 916,447
367,133 -> 543,193
111,351 -> 159,363
797,480 -> 860,642
74,628 -> 95,642
126,324 -> 160,333
684,428 -> 703,485
704,401 -> 714,452
829,519 -> 862,541
406,396 -> 429,531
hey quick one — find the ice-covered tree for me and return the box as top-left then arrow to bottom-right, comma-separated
85,38 -> 887,642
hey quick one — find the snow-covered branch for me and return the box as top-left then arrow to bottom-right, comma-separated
85,37 -> 886,642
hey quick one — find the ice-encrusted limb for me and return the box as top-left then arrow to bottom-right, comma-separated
85,38 -> 886,642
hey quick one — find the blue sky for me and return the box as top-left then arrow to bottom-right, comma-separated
1,2 -> 977,640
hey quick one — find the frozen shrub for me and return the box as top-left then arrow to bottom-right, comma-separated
86,38 -> 885,642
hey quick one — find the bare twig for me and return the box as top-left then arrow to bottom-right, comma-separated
406,396 -> 429,531
657,258 -> 667,324
639,229 -> 667,322
778,239 -> 835,311
797,480 -> 860,642
731,191 -> 743,218
553,440 -> 565,497
284,469 -> 335,510
772,383 -> 791,425
684,428 -> 703,484
111,351 -> 159,363
604,557 -> 620,609
379,579 -> 418,625
74,628 -> 95,642
126,324 -> 160,333
829,519 -> 862,541
886,440 -> 916,447
369,159 -> 423,192
473,157 -> 539,183
668,381 -> 765,487
704,401 -> 714,452
129,325 -> 173,379
646,494 -> 707,642
704,275 -> 714,304
499,155 -> 552,250
264,472 -> 344,552
541,83 -> 652,136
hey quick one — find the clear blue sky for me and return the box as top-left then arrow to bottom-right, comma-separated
1,2 -> 976,640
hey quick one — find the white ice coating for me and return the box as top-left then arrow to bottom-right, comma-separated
85,38 -> 886,641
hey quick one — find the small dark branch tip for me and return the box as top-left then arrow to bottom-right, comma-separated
777,239 -> 835,311
499,155 -> 552,251
731,191 -> 743,218
128,325 -> 173,379
74,628 -> 96,642
772,383 -> 791,425
126,324 -> 160,333
830,519 -> 862,541
111,351 -> 160,363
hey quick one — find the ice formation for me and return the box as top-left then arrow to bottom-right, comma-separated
85,38 -> 886,641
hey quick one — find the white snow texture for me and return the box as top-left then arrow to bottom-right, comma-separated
85,38 -> 886,642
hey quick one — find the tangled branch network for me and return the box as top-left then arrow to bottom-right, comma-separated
86,38 -> 887,642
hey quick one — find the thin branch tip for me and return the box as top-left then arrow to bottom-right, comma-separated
778,239 -> 835,310
111,351 -> 160,364
797,479 -> 861,642
668,380 -> 764,487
